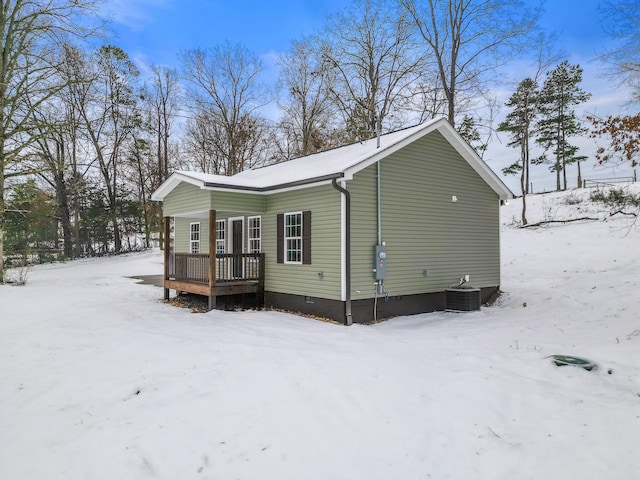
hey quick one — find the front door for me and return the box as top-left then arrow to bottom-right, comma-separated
232,219 -> 243,278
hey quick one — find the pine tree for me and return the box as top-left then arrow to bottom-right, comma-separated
498,78 -> 539,225
458,115 -> 486,157
536,61 -> 591,191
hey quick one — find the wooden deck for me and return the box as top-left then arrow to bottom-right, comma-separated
164,252 -> 265,309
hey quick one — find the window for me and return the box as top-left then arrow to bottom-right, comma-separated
284,212 -> 302,263
248,216 -> 261,253
277,211 -> 311,265
190,222 -> 200,254
216,220 -> 226,254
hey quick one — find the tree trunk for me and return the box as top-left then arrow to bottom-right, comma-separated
0,157 -> 5,283
447,93 -> 455,127
162,109 -> 169,179
54,173 -> 74,258
72,186 -> 82,257
525,156 -> 530,195
577,160 -> 582,189
105,178 -> 121,253
135,149 -> 151,249
112,210 -> 121,252
520,139 -> 528,225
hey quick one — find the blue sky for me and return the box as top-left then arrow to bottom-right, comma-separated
104,0 -> 612,70
103,0 -> 636,191
104,0 -> 348,68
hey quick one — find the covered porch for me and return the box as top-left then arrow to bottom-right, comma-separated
163,210 -> 265,310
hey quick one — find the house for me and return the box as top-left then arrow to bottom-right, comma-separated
151,117 -> 513,324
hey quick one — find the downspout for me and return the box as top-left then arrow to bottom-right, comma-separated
376,115 -> 384,296
332,178 -> 352,326
377,150 -> 382,245
376,114 -> 382,245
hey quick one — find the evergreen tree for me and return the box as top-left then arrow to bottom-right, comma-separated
457,115 -> 489,158
498,78 -> 539,225
5,180 -> 58,264
536,61 -> 591,191
0,1 -> 101,282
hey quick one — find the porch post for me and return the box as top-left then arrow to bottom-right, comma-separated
257,253 -> 265,309
208,209 -> 217,310
163,216 -> 170,301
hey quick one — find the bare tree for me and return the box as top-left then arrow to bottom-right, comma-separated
137,65 -> 182,249
276,38 -> 337,158
599,1 -> 640,100
400,0 -> 540,127
0,0 -> 101,282
126,136 -> 154,248
181,42 -> 270,175
29,101 -> 76,258
25,42 -> 98,259
320,0 -> 425,138
588,2 -> 640,177
142,65 -> 181,185
183,112 -> 219,174
65,45 -> 141,252
408,74 -> 448,122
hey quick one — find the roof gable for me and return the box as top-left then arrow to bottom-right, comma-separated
151,118 -> 513,201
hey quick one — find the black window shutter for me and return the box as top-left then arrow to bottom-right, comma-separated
277,213 -> 284,264
302,210 -> 311,264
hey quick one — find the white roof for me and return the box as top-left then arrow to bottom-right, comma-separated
151,117 -> 513,201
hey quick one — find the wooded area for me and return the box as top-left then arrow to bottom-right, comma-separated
1,0 -> 638,280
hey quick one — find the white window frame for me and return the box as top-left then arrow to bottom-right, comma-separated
284,211 -> 303,264
215,220 -> 226,254
247,216 -> 261,254
190,222 -> 200,254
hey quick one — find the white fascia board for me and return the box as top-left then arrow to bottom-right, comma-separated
201,179 -> 337,196
153,175 -> 338,203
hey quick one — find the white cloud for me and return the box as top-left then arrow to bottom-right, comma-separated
101,0 -> 173,30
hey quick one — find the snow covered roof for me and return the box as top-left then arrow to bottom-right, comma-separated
151,117 -> 513,201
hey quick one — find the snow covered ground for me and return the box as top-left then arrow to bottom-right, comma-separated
1,185 -> 639,480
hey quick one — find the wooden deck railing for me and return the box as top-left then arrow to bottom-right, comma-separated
168,252 -> 264,284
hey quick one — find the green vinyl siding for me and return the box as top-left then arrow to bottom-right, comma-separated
164,184 -> 264,255
163,182 -> 264,218
349,130 -> 500,300
349,166 -> 379,300
174,217 -> 210,254
163,182 -> 211,216
263,184 -> 341,300
210,191 -> 265,215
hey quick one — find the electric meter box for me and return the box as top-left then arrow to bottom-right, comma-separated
374,245 -> 387,280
